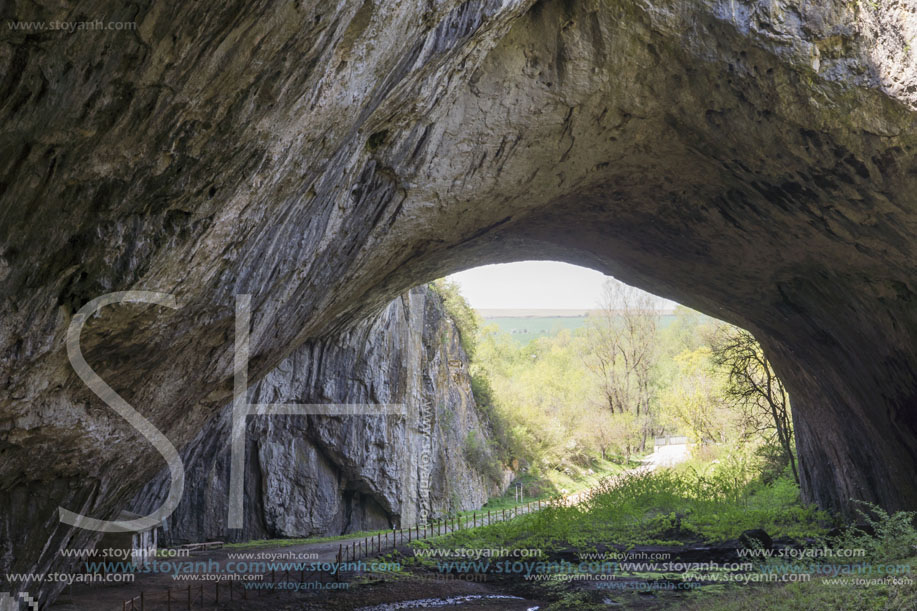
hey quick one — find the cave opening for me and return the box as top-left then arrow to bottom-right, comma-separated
437,260 -> 800,508
2,0 -> 916,606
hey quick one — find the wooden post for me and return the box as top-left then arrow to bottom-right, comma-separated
352,540 -> 356,561
167,588 -> 171,611
199,583 -> 203,607
187,584 -> 191,609
502,508 -> 505,521
215,582 -> 219,605
408,526 -> 412,542
140,592 -> 144,611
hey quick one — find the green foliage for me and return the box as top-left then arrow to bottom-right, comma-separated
435,278 -> 799,522
711,324 -> 798,482
572,466 -> 826,545
830,501 -> 917,563
462,429 -> 503,484
410,466 -> 828,561
431,279 -> 481,357
472,325 -> 600,470
658,346 -> 738,444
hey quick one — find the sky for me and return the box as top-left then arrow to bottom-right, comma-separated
447,261 -> 678,310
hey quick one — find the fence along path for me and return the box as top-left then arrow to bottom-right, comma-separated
114,496 -> 564,610
115,464 -> 666,609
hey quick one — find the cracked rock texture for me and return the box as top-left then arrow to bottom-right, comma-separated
0,0 -> 915,605
131,286 -> 504,545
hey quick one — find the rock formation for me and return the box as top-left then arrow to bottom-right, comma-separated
1,0 -> 915,605
131,286 -> 504,544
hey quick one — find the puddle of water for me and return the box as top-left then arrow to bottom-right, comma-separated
356,594 -> 527,610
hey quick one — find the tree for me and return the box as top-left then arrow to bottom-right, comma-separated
432,279 -> 481,357
659,346 -> 739,445
584,279 -> 659,451
711,326 -> 798,483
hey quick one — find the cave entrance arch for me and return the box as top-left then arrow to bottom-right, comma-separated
2,0 -> 916,605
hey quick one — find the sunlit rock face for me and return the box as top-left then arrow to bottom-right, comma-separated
0,0 -> 915,605
131,286 -> 502,544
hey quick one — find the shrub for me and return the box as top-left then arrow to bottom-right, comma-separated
830,501 -> 917,563
462,430 -> 503,484
430,279 -> 480,357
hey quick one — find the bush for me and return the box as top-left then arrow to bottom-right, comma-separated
830,501 -> 917,563
462,430 -> 503,484
430,279 -> 480,357
753,441 -> 795,486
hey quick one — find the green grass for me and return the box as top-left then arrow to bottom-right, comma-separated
407,464 -> 830,562
222,460 -> 632,553
393,457 -> 917,611
389,455 -> 917,611
458,457 -> 636,520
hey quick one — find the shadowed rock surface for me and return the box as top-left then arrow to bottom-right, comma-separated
0,0 -> 915,605
131,286 -> 504,544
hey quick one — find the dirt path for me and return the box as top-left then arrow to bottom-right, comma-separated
49,504 -> 542,610
51,451 -> 687,610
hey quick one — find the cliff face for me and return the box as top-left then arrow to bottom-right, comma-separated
132,286 -> 504,544
1,0 -> 916,606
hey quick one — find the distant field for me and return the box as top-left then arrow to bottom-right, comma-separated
477,308 -> 597,318
482,311 -> 677,343
481,316 -> 589,339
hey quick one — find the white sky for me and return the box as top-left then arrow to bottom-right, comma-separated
447,261 -> 678,310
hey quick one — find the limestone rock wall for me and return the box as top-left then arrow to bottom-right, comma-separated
1,0 -> 916,606
132,286 -> 504,544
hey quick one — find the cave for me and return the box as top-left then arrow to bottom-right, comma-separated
0,0 -> 915,606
